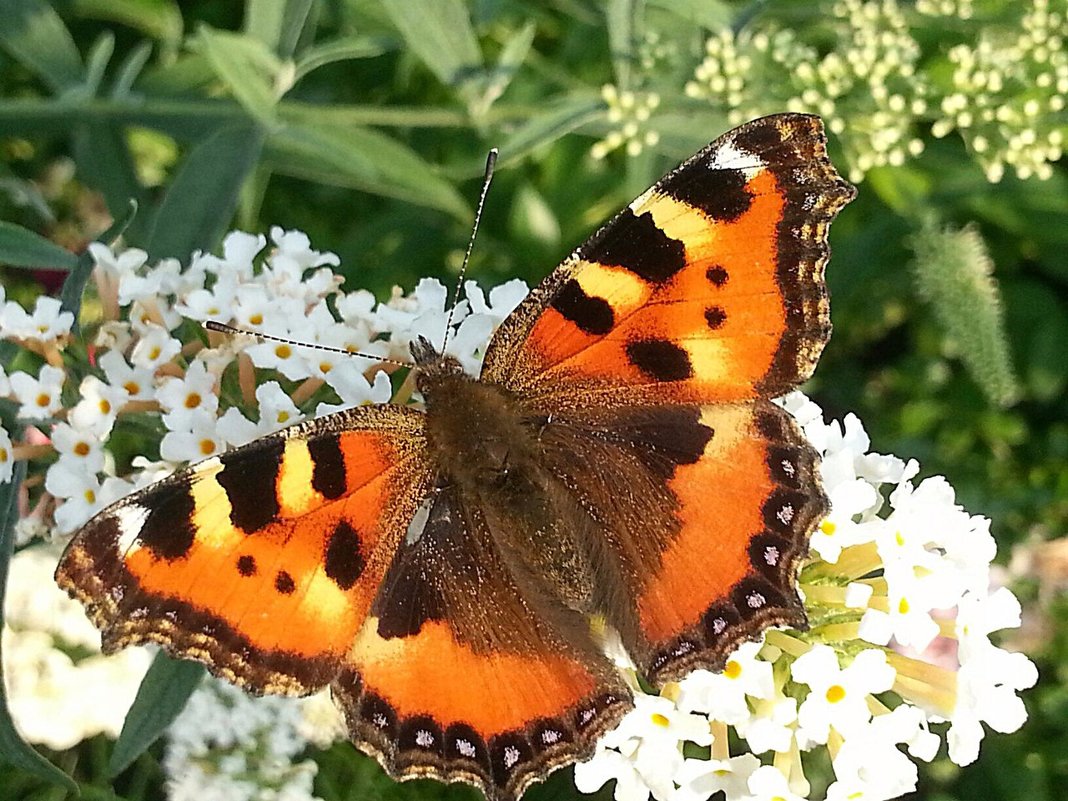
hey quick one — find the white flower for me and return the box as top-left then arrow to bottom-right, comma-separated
130,324 -> 182,369
246,332 -> 314,381
672,753 -> 760,801
159,411 -> 225,463
221,230 -> 266,277
792,646 -> 896,744
0,295 -> 74,342
826,706 -> 932,801
117,255 -> 181,306
678,640 -> 774,725
45,459 -> 105,532
50,421 -> 106,473
734,693 -> 798,754
9,364 -> 65,420
3,545 -> 152,749
89,241 -> 148,284
69,375 -> 125,436
98,350 -> 155,400
218,382 -> 305,447
0,425 -> 13,483
743,765 -> 807,801
315,370 -> 393,417
0,363 -> 10,396
158,360 -> 220,430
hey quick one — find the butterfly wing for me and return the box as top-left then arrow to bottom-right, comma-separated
56,404 -> 432,695
480,113 -> 854,681
483,113 -> 854,407
332,487 -> 630,801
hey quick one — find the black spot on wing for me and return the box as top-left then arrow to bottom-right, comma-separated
607,406 -> 713,479
550,278 -> 615,335
662,166 -> 753,222
139,486 -> 196,560
625,339 -> 693,381
236,554 -> 257,576
275,570 -> 296,594
308,434 -> 346,500
324,519 -> 365,590
217,439 -> 283,532
706,265 -> 729,286
705,306 -> 727,330
581,208 -> 686,283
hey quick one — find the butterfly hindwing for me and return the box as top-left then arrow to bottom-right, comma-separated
482,113 -> 855,408
56,404 -> 433,694
333,487 -> 630,801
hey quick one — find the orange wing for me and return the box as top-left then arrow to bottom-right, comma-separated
482,113 -> 855,409
333,487 -> 630,801
56,404 -> 432,695
479,113 -> 853,685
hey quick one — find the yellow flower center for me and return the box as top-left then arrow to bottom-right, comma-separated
124,381 -> 140,394
724,659 -> 743,679
319,362 -> 332,373
898,597 -> 910,614
826,684 -> 846,703
650,713 -> 671,728
148,346 -> 161,360
0,447 -> 8,463
185,393 -> 202,409
97,399 -> 111,414
83,489 -> 96,504
74,442 -> 90,457
249,313 -> 263,325
35,392 -> 50,407
820,520 -> 837,535
895,530 -> 906,547
199,439 -> 215,455
277,412 -> 290,424
275,344 -> 292,359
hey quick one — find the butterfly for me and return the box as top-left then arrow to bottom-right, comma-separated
56,113 -> 855,800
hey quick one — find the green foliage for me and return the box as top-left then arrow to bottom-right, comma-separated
0,0 -> 1065,799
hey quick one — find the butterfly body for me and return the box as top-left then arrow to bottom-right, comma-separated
57,114 -> 856,800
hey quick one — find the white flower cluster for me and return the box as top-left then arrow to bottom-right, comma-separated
164,677 -> 338,801
685,0 -> 927,183
682,0 -> 1066,184
2,544 -> 153,749
592,84 -> 663,160
574,393 -> 1038,801
930,0 -> 1067,181
0,227 -> 527,540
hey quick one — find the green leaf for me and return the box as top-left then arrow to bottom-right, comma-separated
0,221 -> 78,269
910,217 -> 1019,407
83,30 -> 116,96
496,97 -> 603,165
72,122 -> 145,229
70,0 -> 184,51
194,26 -> 284,124
61,199 -> 139,329
292,35 -> 393,83
111,40 -> 155,98
107,651 -> 205,777
267,122 -> 469,220
244,0 -> 315,58
647,0 -> 732,29
0,461 -> 79,792
606,0 -> 640,89
380,0 -> 483,87
471,21 -> 535,116
0,0 -> 85,92
145,123 -> 265,261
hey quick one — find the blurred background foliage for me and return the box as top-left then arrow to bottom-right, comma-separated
0,0 -> 1065,799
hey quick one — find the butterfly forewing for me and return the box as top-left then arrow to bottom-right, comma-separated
56,404 -> 432,695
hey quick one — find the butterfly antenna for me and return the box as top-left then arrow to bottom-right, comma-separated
441,147 -> 498,362
203,321 -> 411,369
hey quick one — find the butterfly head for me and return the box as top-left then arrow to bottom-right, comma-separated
410,335 -> 468,394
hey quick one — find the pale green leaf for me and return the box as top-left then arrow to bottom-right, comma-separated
244,0 -> 315,58
71,0 -> 184,50
292,35 -> 393,82
194,26 -> 284,124
380,0 -> 482,87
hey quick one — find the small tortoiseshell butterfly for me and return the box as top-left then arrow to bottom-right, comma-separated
57,114 -> 855,800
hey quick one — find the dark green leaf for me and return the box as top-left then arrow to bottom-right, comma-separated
111,40 -> 155,98
145,124 -> 266,261
0,0 -> 84,92
267,122 -> 469,220
72,122 -> 145,231
647,0 -> 732,29
292,35 -> 393,82
194,26 -> 282,124
107,651 -> 205,777
71,0 -> 184,50
0,221 -> 77,270
0,460 -> 79,792
61,199 -> 139,329
380,0 -> 482,87
83,31 -> 115,95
